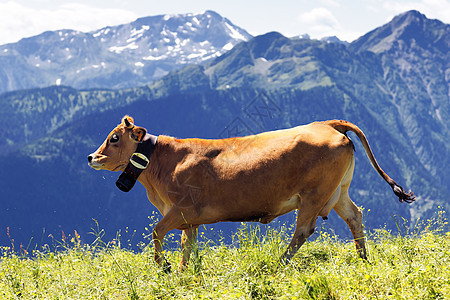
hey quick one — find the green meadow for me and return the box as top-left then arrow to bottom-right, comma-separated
1,213 -> 448,299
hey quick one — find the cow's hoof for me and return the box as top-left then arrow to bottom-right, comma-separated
163,261 -> 172,273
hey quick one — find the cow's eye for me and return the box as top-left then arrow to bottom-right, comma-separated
109,134 -> 120,144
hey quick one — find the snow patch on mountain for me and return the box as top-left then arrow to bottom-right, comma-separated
0,10 -> 253,92
225,22 -> 247,41
109,42 -> 139,53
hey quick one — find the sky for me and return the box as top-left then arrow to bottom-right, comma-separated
0,0 -> 449,45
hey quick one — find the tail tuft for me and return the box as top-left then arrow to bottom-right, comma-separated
392,184 -> 415,203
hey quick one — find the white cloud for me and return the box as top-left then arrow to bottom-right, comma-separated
299,8 -> 340,29
0,1 -> 137,44
297,7 -> 344,39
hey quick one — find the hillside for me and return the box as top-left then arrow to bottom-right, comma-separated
0,10 -> 448,248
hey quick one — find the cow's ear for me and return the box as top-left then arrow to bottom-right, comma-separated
130,126 -> 147,143
122,115 -> 134,129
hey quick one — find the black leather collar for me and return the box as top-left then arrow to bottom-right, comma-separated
116,134 -> 158,192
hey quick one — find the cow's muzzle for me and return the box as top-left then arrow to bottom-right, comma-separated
87,153 -> 104,170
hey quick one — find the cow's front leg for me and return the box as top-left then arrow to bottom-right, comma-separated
179,225 -> 199,270
152,207 -> 185,272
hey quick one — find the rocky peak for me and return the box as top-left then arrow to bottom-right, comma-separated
350,10 -> 449,54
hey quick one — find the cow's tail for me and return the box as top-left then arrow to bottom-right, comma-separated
324,120 -> 415,203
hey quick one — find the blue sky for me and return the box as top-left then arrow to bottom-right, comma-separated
0,0 -> 448,44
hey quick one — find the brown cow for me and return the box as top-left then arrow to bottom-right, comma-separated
88,115 -> 414,271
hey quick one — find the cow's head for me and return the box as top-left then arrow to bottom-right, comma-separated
88,115 -> 147,172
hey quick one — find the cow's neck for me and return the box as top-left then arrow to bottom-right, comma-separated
138,136 -> 190,213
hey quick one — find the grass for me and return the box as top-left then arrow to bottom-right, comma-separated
0,214 -> 449,299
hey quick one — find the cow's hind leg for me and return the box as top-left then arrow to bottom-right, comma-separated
330,154 -> 367,259
282,204 -> 318,263
333,187 -> 367,259
281,153 -> 354,264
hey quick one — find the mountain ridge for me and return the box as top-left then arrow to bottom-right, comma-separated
350,10 -> 449,54
0,10 -> 252,93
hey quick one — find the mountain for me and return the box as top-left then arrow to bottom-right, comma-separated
0,10 -> 448,248
349,10 -> 450,207
0,10 -> 252,93
350,10 -> 448,54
